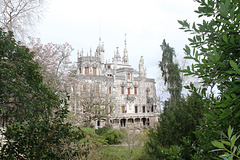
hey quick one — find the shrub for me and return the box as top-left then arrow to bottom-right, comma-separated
104,129 -> 124,145
95,126 -> 110,136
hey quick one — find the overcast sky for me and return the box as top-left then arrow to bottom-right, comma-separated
35,0 -> 200,98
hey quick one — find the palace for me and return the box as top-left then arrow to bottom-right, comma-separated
69,36 -> 158,131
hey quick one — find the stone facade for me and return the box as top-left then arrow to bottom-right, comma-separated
70,36 -> 158,131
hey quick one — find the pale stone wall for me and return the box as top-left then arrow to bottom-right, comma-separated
70,38 -> 159,130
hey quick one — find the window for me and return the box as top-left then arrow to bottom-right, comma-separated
128,88 -> 130,95
79,68 -> 82,74
135,106 -> 138,113
93,67 -> 97,75
122,106 -> 125,113
121,86 -> 124,94
134,87 -> 137,95
97,120 -> 100,127
127,73 -> 131,80
142,106 -> 145,113
85,67 -> 89,75
83,84 -> 87,92
109,87 -> 112,94
147,90 -> 149,96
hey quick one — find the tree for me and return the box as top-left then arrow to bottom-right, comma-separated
145,39 -> 205,159
68,83 -> 116,128
0,29 -> 58,126
0,29 -> 85,159
28,37 -> 75,92
0,0 -> 46,40
159,39 -> 182,103
179,0 -> 240,159
145,92 -> 204,159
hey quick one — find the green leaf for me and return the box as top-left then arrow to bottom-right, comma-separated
212,140 -> 225,149
230,60 -> 240,74
234,110 -> 240,118
231,134 -> 236,150
221,140 -> 230,146
223,34 -> 228,43
220,108 -> 231,119
237,147 -> 240,156
228,126 -> 232,139
185,45 -> 191,54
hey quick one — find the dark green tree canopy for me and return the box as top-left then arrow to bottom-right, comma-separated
0,29 -> 87,159
0,29 -> 59,126
178,0 -> 240,159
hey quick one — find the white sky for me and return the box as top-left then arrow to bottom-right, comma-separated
36,0 -> 200,99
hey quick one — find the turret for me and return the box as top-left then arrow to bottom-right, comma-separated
139,56 -> 145,77
96,37 -> 105,63
113,45 -> 121,63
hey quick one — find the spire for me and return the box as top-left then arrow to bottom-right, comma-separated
81,48 -> 83,57
116,45 -> 119,55
139,56 -> 145,77
124,33 -> 127,50
113,45 -> 121,63
122,33 -> 129,65
96,37 -> 105,63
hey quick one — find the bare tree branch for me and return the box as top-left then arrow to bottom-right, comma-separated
0,0 -> 46,41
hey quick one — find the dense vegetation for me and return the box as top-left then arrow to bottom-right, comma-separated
145,0 -> 240,159
0,29 -> 86,159
1,0 -> 239,159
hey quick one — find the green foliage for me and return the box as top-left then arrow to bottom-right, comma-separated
211,126 -> 240,160
95,126 -> 111,136
178,0 -> 240,159
87,145 -> 145,160
145,92 -> 204,159
0,28 -> 58,124
1,98 -> 81,159
146,37 -> 205,159
103,129 -> 124,145
0,29 -> 87,159
95,127 -> 124,145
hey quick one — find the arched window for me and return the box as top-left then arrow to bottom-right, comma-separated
109,87 -> 112,94
85,67 -> 89,75
135,106 -> 138,113
121,86 -> 124,94
142,106 -> 146,113
134,87 -> 137,95
128,87 -> 131,95
93,67 -> 97,75
127,73 -> 131,80
122,106 -> 126,113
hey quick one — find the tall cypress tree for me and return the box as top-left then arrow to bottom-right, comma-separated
159,39 -> 182,103
144,40 -> 204,160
